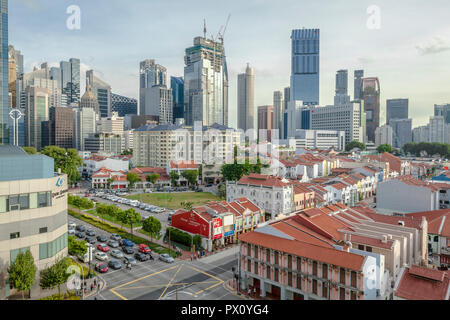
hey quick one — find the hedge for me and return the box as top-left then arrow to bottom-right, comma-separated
68,209 -> 179,257
39,291 -> 81,300
165,227 -> 195,248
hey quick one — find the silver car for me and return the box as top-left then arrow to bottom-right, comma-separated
159,253 -> 174,263
110,249 -> 124,259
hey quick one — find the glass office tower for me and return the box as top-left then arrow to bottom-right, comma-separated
0,0 -> 8,145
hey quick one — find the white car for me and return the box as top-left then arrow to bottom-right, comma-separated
95,252 -> 108,261
68,222 -> 76,229
68,229 -> 75,235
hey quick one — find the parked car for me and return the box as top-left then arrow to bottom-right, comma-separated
68,229 -> 75,235
97,243 -> 110,252
95,252 -> 108,261
94,262 -> 108,273
120,239 -> 134,247
97,235 -> 107,242
134,252 -> 149,262
159,253 -> 175,263
110,249 -> 124,259
75,225 -> 86,232
75,232 -> 85,239
139,244 -> 151,254
86,229 -> 96,237
68,222 -> 76,229
85,237 -> 96,245
108,260 -> 122,270
107,240 -> 120,248
123,256 -> 137,266
122,246 -> 134,255
110,234 -> 121,241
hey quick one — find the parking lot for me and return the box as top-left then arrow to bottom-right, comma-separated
87,191 -> 173,231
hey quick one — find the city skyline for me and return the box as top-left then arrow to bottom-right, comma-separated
9,0 -> 450,129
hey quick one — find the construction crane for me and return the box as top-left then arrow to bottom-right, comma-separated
218,14 -> 231,44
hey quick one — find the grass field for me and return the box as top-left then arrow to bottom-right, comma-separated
126,192 -> 220,210
73,206 -> 143,228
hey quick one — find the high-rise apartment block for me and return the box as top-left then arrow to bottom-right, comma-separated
290,29 -> 320,105
184,36 -> 228,126
375,124 -> 394,147
237,64 -> 255,133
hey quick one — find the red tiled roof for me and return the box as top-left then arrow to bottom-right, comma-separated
169,160 -> 198,169
238,173 -> 291,188
395,175 -> 441,191
349,234 -> 394,250
238,231 -> 366,271
395,265 -> 449,300
329,182 -> 348,190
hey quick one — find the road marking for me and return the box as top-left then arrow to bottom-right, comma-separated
158,264 -> 184,300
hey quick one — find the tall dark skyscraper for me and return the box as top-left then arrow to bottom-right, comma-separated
386,98 -> 408,124
354,70 -> 364,101
60,58 -> 80,106
290,29 -> 320,105
360,77 -> 380,142
334,69 -> 350,105
170,76 -> 184,122
0,0 -> 8,145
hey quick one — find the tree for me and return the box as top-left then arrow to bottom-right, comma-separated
142,216 -> 162,242
345,141 -> 366,152
41,146 -> 82,185
39,257 -> 71,297
23,147 -> 37,155
126,172 -> 141,189
106,177 -> 114,189
181,201 -> 194,211
121,149 -> 133,155
8,250 -> 37,299
217,183 -> 226,199
118,208 -> 141,234
377,144 -> 393,154
146,173 -> 160,186
181,170 -> 198,186
169,171 -> 179,187
68,236 -> 87,257
95,203 -> 108,223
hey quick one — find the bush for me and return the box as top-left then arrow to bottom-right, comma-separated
68,195 -> 94,210
165,227 -> 194,247
39,290 -> 81,300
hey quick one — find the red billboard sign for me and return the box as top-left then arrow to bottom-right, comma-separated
212,218 -> 223,239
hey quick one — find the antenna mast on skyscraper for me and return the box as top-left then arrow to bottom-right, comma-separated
203,19 -> 207,39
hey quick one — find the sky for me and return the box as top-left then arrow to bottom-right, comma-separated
9,0 -> 450,129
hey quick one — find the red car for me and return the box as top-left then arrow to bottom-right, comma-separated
139,244 -> 151,254
95,263 -> 108,273
97,243 -> 110,252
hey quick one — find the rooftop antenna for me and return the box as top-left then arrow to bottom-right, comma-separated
203,19 -> 207,38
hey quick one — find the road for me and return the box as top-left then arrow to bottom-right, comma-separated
95,246 -> 242,301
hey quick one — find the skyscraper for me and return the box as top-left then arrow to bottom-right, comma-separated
334,69 -> 350,105
41,107 -> 74,149
283,87 -> 290,139
354,70 -> 364,101
360,77 -> 380,142
237,64 -> 255,133
184,36 -> 228,126
111,93 -> 137,117
257,105 -> 274,142
60,58 -> 80,106
25,87 -> 50,150
170,76 -> 184,122
290,29 -> 320,105
434,104 -> 450,124
390,118 -> 412,148
0,0 -> 8,145
80,85 -> 100,116
273,90 -> 283,139
386,99 -> 408,124
139,59 -> 166,116
86,70 -> 111,118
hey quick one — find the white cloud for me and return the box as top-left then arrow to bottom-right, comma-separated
416,36 -> 450,55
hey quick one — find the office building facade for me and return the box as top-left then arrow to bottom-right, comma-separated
360,77 -> 380,143
60,58 -> 80,106
25,87 -> 50,150
111,93 -> 137,117
288,129 -> 345,151
41,107 -> 74,150
170,76 -> 184,123
334,69 -> 351,106
73,107 -> 97,151
237,64 -> 255,133
184,36 -> 228,126
273,91 -> 284,139
390,118 -> 412,149
139,59 -> 166,116
290,29 -> 320,105
386,99 -> 408,124
0,145 -> 68,299
375,124 -> 394,147
257,105 -> 274,142
354,70 -> 364,101
434,104 -> 450,124
86,70 -> 111,118
0,0 -> 7,145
